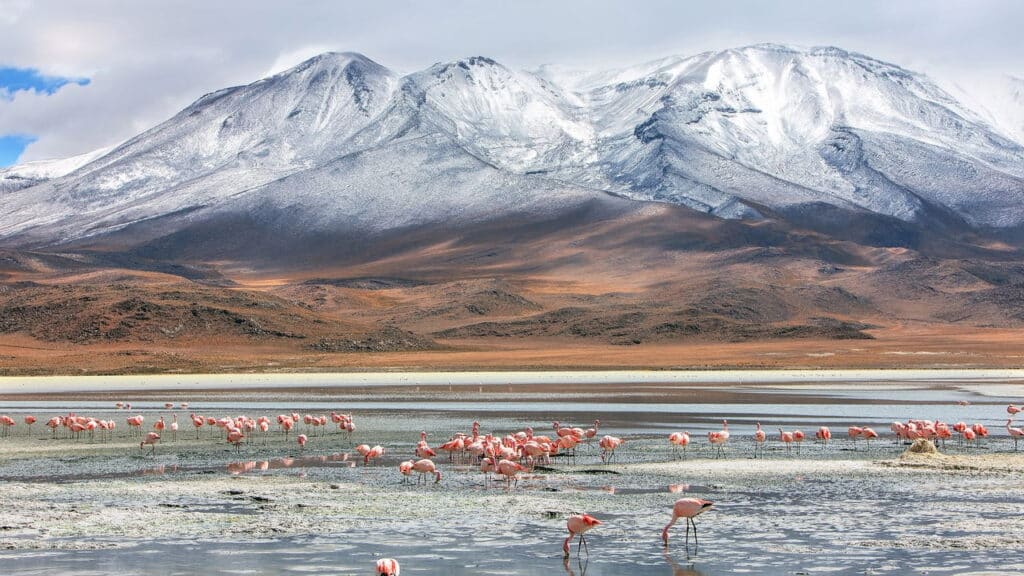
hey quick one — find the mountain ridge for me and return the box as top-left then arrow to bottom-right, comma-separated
1,44 -> 1022,257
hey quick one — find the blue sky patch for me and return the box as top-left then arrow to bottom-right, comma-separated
0,134 -> 38,167
0,66 -> 90,100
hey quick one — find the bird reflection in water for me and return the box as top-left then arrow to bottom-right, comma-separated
224,453 -> 355,475
563,555 -> 588,576
663,550 -> 706,576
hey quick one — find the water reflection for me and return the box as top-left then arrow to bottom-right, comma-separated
563,555 -> 588,576
663,550 -> 706,576
226,453 -> 355,475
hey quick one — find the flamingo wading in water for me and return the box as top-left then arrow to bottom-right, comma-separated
563,514 -> 601,558
662,498 -> 714,548
708,420 -> 730,458
376,558 -> 400,575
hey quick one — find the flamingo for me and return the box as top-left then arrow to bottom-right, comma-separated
848,426 -> 863,447
961,427 -> 977,447
708,420 -> 730,458
169,415 -> 179,442
399,460 -> 414,483
1006,419 -> 1024,450
815,426 -> 832,444
297,434 -> 308,452
599,435 -> 623,463
668,432 -> 690,459
191,414 -> 204,438
971,423 -> 989,447
376,558 -> 400,576
23,415 -> 36,436
753,423 -> 766,458
415,432 -> 437,459
792,430 -> 805,452
778,428 -> 794,454
227,429 -> 245,451
412,458 -> 442,484
584,419 -> 601,441
496,459 -> 525,489
140,432 -> 160,456
862,427 -> 879,444
1008,405 -> 1021,415
0,415 -> 15,437
662,498 -> 714,547
364,445 -> 385,465
563,514 -> 602,558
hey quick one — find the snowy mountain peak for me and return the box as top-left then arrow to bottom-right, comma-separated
1,45 -> 1023,250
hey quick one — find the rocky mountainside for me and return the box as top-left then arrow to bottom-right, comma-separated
0,44 -> 1022,260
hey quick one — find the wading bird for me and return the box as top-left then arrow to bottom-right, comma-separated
376,558 -> 400,575
1007,419 -> 1024,450
662,498 -> 714,548
563,514 -> 602,557
140,432 -> 160,456
753,423 -> 766,458
708,420 -> 730,458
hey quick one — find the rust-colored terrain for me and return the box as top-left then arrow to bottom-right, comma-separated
2,202 -> 1024,374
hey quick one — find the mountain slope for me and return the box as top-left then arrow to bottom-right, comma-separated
1,45 -> 1022,257
546,45 -> 1024,225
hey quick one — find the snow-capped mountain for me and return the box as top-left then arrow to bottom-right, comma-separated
0,146 -> 112,194
1,44 -> 1022,252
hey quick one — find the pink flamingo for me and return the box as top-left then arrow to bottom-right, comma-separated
668,432 -> 690,459
971,422 -> 989,447
169,415 -> 178,442
364,445 -> 384,465
1006,419 -> 1024,450
584,419 -> 601,441
399,460 -> 414,483
191,414 -> 204,438
415,432 -> 437,459
816,426 -> 832,444
862,427 -> 879,444
792,430 -> 805,452
412,459 -> 442,484
708,420 -> 730,458
23,415 -> 36,436
662,498 -> 714,547
227,429 -> 245,451
563,514 -> 602,558
753,423 -> 766,458
848,426 -> 863,447
778,428 -> 794,454
140,432 -> 160,456
961,427 -> 977,446
297,434 -> 308,452
0,415 -> 15,437
599,435 -> 623,463
376,558 -> 400,575
496,458 -> 525,489
1008,405 -> 1021,416
46,417 -> 60,438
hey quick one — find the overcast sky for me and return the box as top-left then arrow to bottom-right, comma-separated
0,0 -> 1021,165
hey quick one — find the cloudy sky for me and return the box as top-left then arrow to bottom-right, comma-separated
0,0 -> 1021,166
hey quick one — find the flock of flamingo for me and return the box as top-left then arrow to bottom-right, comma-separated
1,402 -> 1022,463
2,401 -> 1022,574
